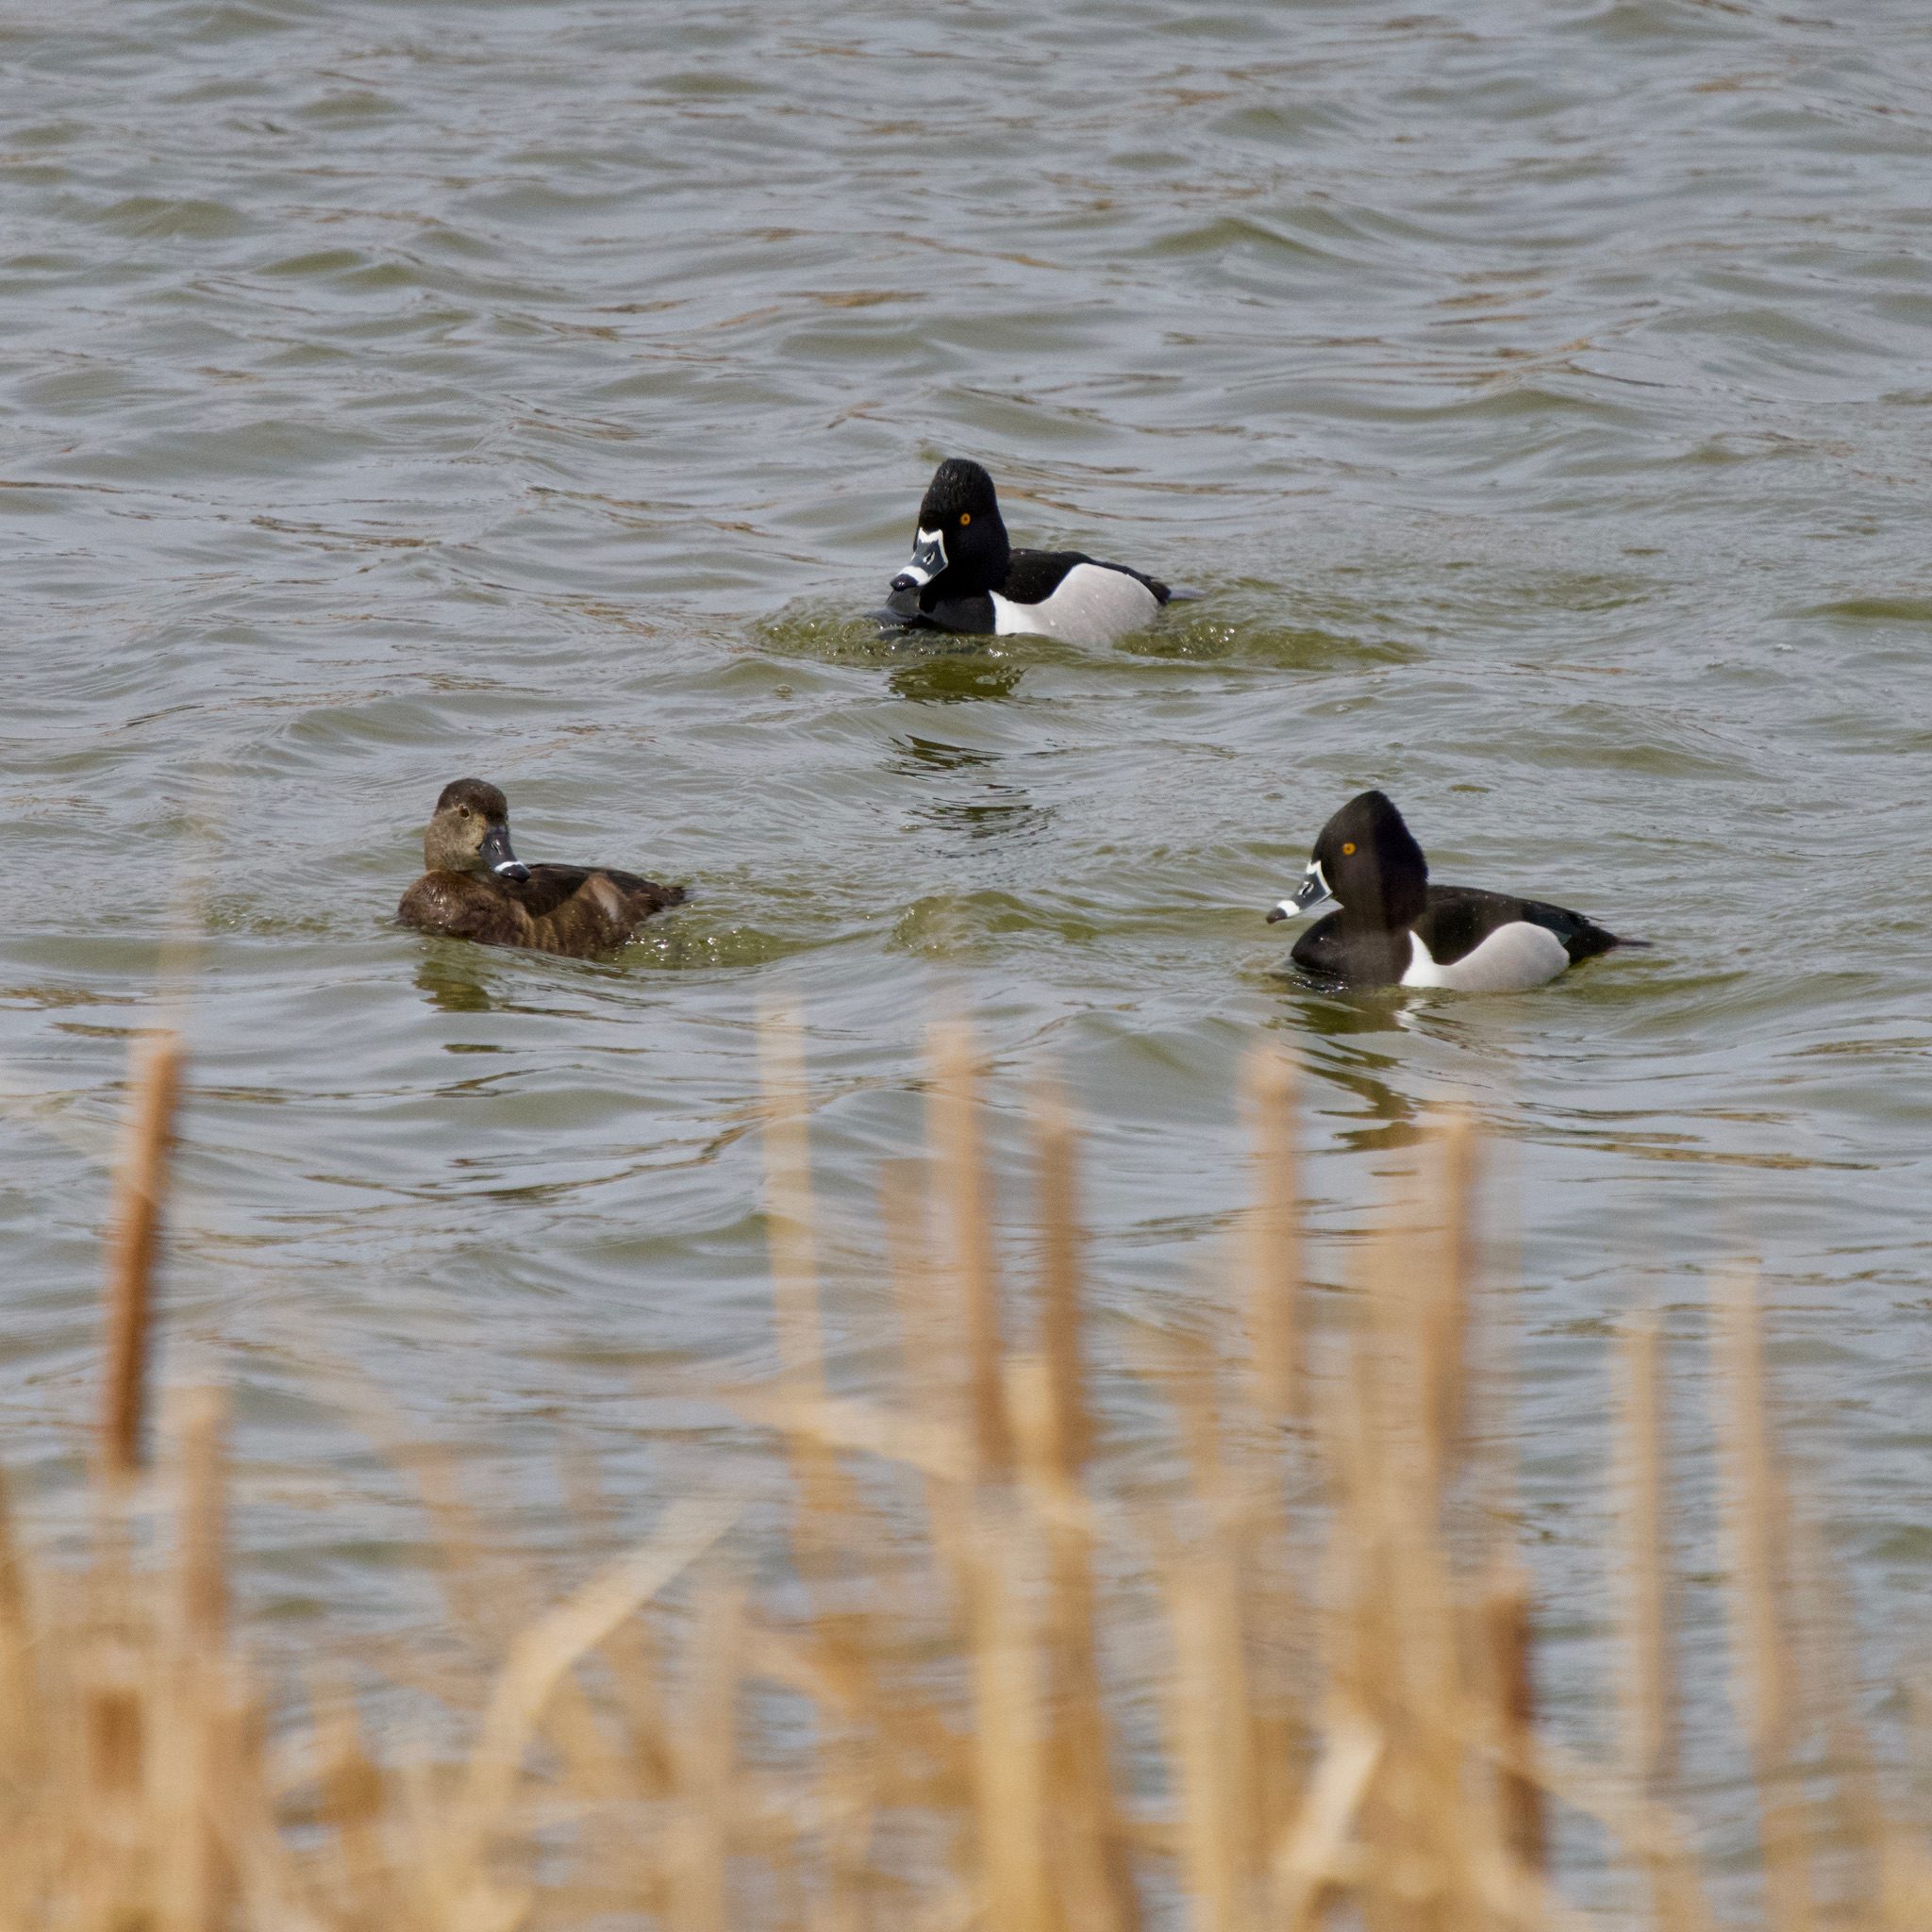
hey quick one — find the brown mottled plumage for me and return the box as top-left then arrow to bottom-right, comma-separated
397,778 -> 685,958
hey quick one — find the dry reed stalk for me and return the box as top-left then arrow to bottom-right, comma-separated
758,1017 -> 920,1907
1712,1271 -> 1815,1932
1032,1081 -> 1095,1483
758,1005 -> 865,1574
155,1389 -> 239,1931
174,1388 -> 229,1656
0,1467 -> 36,1774
1482,1561 -> 1547,1878
1786,1494 -> 1888,1922
308,1672 -> 391,1911
1241,1044 -> 1301,1426
881,1155 -> 973,1607
463,1497 -> 738,1830
1154,1324 -> 1264,1932
666,1583 -> 744,1932
1613,1312 -> 1719,1932
100,1030 -> 184,1478
1617,1312 -> 1678,1796
1236,1046 -> 1318,1864
1026,1084 -> 1141,1932
928,1022 -> 1013,1485
1343,1202 -> 1510,1932
960,1509 -> 1054,1932
1267,1711 -> 1382,1929
757,1005 -> 829,1402
1421,1108 -> 1478,1509
597,1590 -> 678,1802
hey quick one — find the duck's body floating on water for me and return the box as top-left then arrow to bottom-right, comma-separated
1270,790 -> 1644,991
880,458 -> 1172,647
398,778 -> 684,958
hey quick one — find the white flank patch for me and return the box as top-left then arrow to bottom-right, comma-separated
991,564 -> 1159,646
1401,923 -> 1571,992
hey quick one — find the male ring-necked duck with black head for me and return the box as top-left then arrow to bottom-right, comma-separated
880,458 -> 1172,646
398,779 -> 684,958
1268,790 -> 1645,991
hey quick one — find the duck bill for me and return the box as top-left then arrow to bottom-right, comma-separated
1266,862 -> 1333,924
890,526 -> 947,593
481,822 -> 529,882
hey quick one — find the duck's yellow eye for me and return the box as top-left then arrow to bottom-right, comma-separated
959,512 -> 971,526
1341,841 -> 1356,856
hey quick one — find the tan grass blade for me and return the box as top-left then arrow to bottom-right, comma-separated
464,1497 -> 739,1825
1267,1713 -> 1382,1930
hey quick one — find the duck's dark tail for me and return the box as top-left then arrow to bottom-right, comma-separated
1547,912 -> 1649,965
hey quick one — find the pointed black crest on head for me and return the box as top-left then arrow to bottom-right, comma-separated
434,778 -> 509,820
1312,789 -> 1429,926
917,458 -> 1001,530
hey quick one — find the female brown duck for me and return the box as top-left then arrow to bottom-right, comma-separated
398,778 -> 684,957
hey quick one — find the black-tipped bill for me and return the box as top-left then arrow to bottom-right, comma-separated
891,526 -> 947,593
1267,861 -> 1333,924
481,821 -> 528,882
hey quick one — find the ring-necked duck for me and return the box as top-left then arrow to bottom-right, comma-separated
398,779 -> 684,958
880,458 -> 1172,645
1267,790 -> 1644,991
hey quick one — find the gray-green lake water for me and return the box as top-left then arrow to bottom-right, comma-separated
6,0 -> 1932,1892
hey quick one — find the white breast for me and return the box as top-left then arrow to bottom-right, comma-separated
1401,923 -> 1570,992
991,564 -> 1160,646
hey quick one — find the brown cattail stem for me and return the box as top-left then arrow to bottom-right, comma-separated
100,1032 -> 184,1479
1482,1563 -> 1545,1876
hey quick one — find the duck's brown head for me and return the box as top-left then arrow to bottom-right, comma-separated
423,778 -> 528,881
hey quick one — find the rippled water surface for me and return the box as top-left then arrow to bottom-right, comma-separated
6,0 -> 1932,1876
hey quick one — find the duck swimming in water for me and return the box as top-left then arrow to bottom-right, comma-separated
398,778 -> 684,958
1269,790 -> 1644,991
880,458 -> 1173,646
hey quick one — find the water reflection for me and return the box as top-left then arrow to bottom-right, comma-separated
889,735 -> 1047,842
1266,993 -> 1427,1154
885,653 -> 1023,706
889,736 -> 998,776
916,789 -> 1044,841
414,954 -> 502,1018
